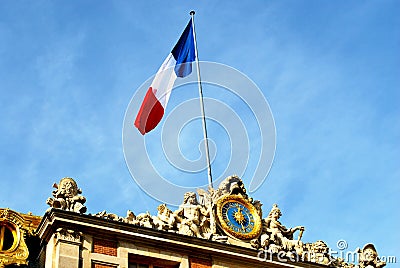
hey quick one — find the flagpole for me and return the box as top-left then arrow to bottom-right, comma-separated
190,11 -> 213,189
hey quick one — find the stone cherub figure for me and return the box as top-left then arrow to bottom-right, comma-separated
46,177 -> 87,213
261,204 -> 304,255
174,192 -> 210,238
358,244 -> 386,268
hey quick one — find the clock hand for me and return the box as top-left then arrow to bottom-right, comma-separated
236,207 -> 246,231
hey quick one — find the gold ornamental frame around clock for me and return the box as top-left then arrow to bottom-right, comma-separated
216,194 -> 262,240
0,208 -> 30,267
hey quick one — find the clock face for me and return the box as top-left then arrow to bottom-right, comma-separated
216,195 -> 261,240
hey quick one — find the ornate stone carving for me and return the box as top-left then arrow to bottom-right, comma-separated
358,243 -> 386,268
92,210 -> 142,226
46,177 -> 87,213
195,175 -> 254,213
198,175 -> 263,239
55,228 -> 82,244
76,175 -> 388,268
174,192 -> 210,238
306,240 -> 331,265
259,204 -> 304,256
124,210 -> 139,225
94,176 -> 261,242
152,204 -> 178,231
93,210 -> 122,221
136,212 -> 155,228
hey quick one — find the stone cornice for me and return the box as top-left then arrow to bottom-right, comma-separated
36,209 -> 325,268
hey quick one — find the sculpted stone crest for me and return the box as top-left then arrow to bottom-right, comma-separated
46,177 -> 87,213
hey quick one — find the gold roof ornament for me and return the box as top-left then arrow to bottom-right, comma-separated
0,208 -> 41,268
216,194 -> 262,241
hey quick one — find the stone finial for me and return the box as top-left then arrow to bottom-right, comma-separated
46,177 -> 87,214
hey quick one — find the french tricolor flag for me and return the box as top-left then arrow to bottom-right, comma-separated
134,20 -> 196,135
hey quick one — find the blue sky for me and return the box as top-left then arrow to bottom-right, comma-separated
1,0 -> 399,261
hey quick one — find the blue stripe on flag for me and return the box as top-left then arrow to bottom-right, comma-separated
171,20 -> 196,78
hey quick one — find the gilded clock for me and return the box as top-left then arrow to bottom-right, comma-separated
216,195 -> 262,240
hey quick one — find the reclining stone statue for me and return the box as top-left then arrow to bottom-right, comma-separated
261,204 -> 304,255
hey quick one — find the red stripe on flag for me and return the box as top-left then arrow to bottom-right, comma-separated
134,87 -> 165,135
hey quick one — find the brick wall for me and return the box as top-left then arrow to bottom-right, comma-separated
93,238 -> 117,256
189,257 -> 212,268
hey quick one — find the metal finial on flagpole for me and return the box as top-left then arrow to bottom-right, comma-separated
190,11 -> 214,189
